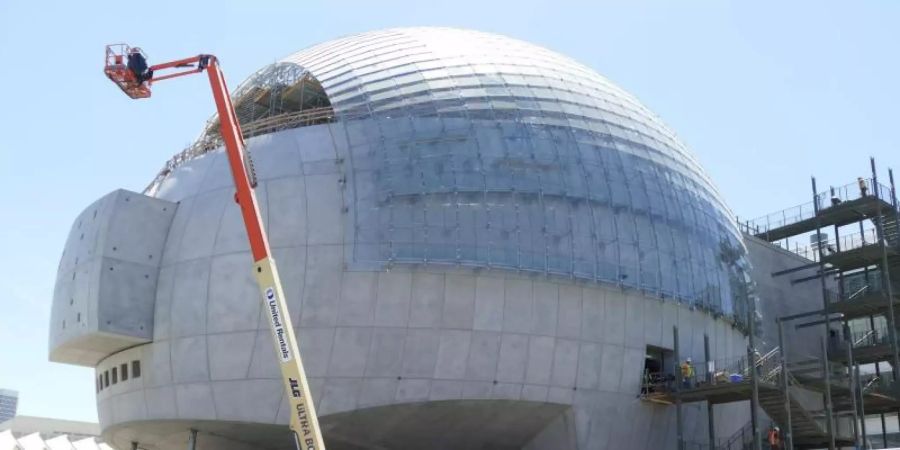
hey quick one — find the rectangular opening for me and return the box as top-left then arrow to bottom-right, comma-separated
104,370 -> 109,388
121,363 -> 128,381
111,367 -> 118,384
132,360 -> 141,378
641,344 -> 674,394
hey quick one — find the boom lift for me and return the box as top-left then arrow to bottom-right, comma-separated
103,44 -> 325,450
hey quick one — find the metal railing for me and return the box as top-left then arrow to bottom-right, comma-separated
740,178 -> 893,237
640,347 -> 782,397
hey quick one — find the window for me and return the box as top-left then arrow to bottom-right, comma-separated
132,360 -> 141,378
104,371 -> 109,388
97,375 -> 102,392
111,367 -> 118,384
121,363 -> 128,381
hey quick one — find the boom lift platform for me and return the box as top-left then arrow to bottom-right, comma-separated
103,44 -> 325,450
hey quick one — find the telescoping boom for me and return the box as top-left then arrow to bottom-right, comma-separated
103,44 -> 325,450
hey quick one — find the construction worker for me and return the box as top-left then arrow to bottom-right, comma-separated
767,425 -> 781,449
858,177 -> 869,197
681,357 -> 694,388
127,48 -> 151,84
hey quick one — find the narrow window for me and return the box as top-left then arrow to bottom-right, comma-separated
121,363 -> 129,381
104,371 -> 109,387
98,375 -> 103,391
76,312 -> 81,323
132,360 -> 141,378
111,367 -> 118,384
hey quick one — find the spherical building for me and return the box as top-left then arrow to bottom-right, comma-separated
50,27 -> 754,449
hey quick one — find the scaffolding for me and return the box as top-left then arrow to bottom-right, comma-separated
640,157 -> 900,449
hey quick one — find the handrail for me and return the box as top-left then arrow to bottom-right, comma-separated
848,285 -> 871,301
854,329 -> 876,347
741,177 -> 895,238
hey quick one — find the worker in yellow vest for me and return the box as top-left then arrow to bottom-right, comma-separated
681,357 -> 695,388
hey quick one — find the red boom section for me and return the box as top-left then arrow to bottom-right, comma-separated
205,58 -> 271,262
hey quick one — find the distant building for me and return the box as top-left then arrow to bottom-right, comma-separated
0,415 -> 110,450
0,390 -> 17,423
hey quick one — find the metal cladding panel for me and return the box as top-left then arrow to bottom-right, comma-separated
272,28 -> 755,326
50,189 -> 176,366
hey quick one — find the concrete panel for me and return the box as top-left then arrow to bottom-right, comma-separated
521,384 -> 549,403
525,335 -> 555,385
624,293 -> 645,349
395,379 -> 431,402
466,331 -> 501,381
207,253 -> 261,334
299,245 -> 342,327
178,189 -> 229,262
336,271 -> 376,326
293,123 -> 338,164
491,382 -> 522,400
211,195 -> 250,256
175,383 -> 217,420
304,174 -> 343,245
442,274 -> 475,328
503,279 -> 534,333
576,342 -> 602,390
374,272 -> 411,327
474,276 -> 504,331
642,298 -> 663,347
318,378 -> 360,416
365,328 -> 406,377
532,282 -> 558,336
171,336 -> 209,383
401,329 -> 440,377
557,285 -> 582,340
169,259 -> 210,338
409,273 -> 444,327
247,329 -> 282,380
358,378 -> 399,407
152,266 -> 174,341
142,340 -> 172,389
434,330 -> 471,380
328,327 -> 370,377
496,333 -> 529,383
429,380 -> 465,401
551,339 -> 579,387
580,287 -> 605,342
212,379 -> 283,423
598,344 -> 625,393
266,177 -> 307,249
145,385 -> 177,419
249,131 -> 303,179
297,327 -> 335,378
602,290 -> 626,345
50,189 -> 175,366
207,331 -> 256,381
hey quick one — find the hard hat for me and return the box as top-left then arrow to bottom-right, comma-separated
686,357 -> 692,362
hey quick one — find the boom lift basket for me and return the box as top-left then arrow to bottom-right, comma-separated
104,44 -> 151,99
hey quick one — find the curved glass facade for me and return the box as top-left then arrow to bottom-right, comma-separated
216,28 -> 753,324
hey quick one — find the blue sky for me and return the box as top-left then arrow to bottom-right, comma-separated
0,0 -> 897,423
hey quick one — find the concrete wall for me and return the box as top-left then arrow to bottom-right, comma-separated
744,234 -> 832,360
58,122 -> 752,450
49,189 -> 175,366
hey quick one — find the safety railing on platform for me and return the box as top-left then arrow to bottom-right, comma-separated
739,178 -> 893,239
640,347 -> 782,399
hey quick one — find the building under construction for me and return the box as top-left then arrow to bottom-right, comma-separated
640,160 -> 900,450
47,26 -> 899,449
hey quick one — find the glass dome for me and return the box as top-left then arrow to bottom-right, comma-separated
192,27 -> 754,326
